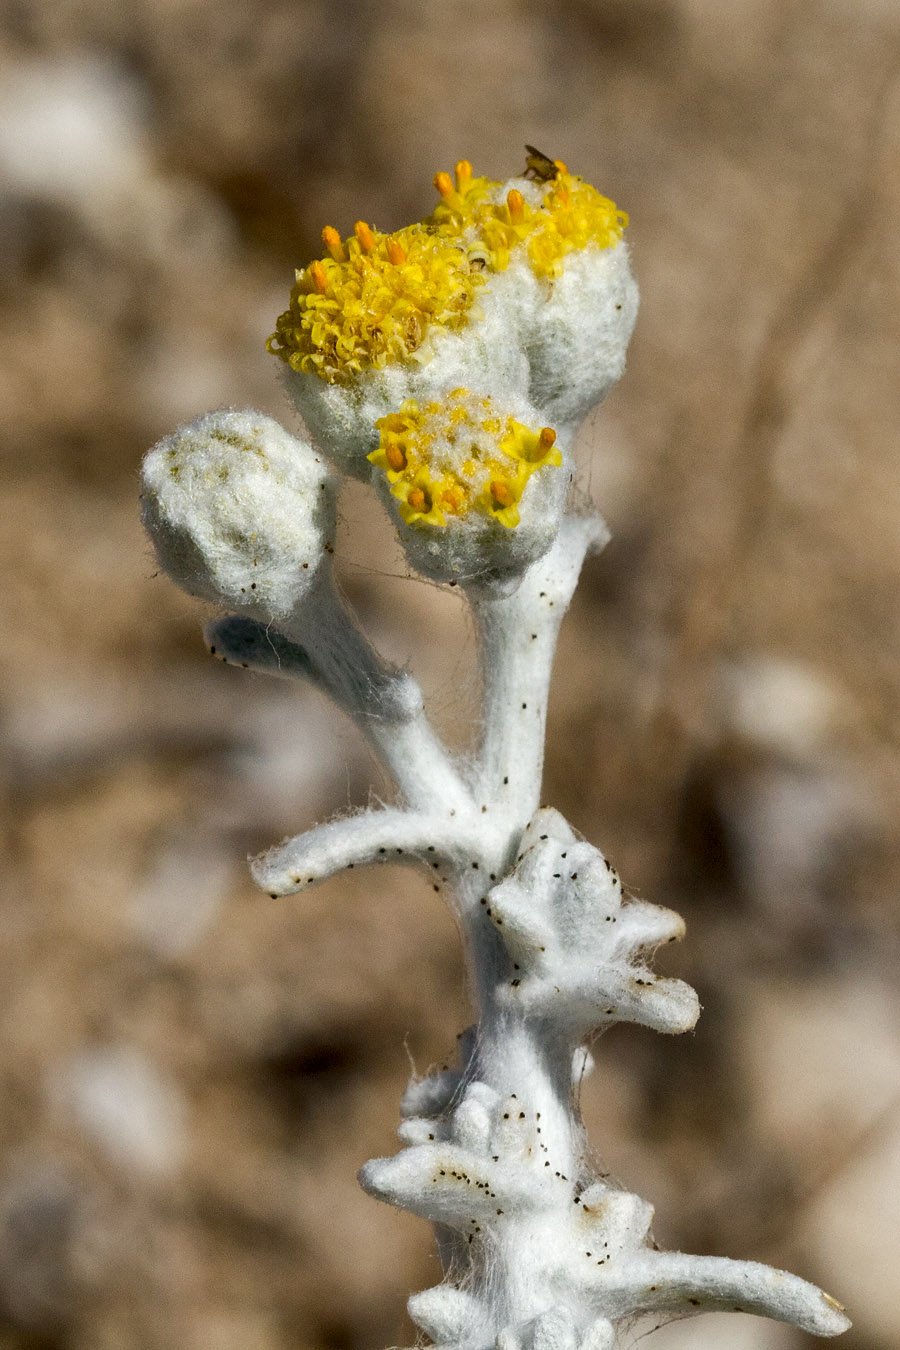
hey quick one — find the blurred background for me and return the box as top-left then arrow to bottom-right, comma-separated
2,1 -> 899,1348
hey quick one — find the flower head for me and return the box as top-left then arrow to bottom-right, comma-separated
267,159 -> 627,388
266,151 -> 638,478
369,389 -> 561,531
367,388 -> 569,588
266,216 -> 484,384
141,409 -> 336,620
427,157 -> 627,282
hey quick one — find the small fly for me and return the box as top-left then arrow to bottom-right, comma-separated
524,144 -> 562,182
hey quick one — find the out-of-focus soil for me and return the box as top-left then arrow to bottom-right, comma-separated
1,2 -> 899,1348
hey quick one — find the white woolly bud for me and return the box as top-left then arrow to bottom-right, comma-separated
523,242 -> 638,433
575,1184 -> 655,1254
451,1093 -> 494,1153
141,409 -> 335,620
579,1319 -> 616,1350
513,1308 -> 578,1350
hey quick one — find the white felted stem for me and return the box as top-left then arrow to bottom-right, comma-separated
205,571 -> 472,817
468,513 -> 610,830
280,572 -> 472,815
350,519 -> 847,1348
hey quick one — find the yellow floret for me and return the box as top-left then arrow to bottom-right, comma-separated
267,153 -> 627,383
394,468 -> 443,526
499,421 -> 562,471
480,469 -> 528,529
436,172 -> 628,280
266,225 -> 484,384
369,389 -> 559,531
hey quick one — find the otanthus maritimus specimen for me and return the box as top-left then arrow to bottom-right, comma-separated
142,153 -> 850,1349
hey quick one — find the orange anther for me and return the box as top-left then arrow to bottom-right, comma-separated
433,171 -> 455,199
454,160 -> 473,194
408,487 -> 429,513
385,443 -> 407,472
553,158 -> 568,174
554,183 -> 570,206
321,226 -> 346,263
507,189 -> 525,224
354,220 -> 376,253
386,237 -> 407,265
490,480 -> 514,507
538,427 -> 557,450
308,260 -> 328,294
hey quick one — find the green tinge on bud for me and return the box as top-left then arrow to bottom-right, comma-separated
141,409 -> 336,620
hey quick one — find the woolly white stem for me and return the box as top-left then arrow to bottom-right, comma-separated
353,559 -> 847,1347
205,572 -> 472,816
211,510 -> 848,1350
285,574 -> 473,814
468,513 -> 609,829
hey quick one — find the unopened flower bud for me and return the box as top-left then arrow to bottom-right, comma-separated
522,238 -> 638,431
141,409 -> 336,620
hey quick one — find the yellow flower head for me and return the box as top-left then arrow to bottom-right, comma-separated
267,154 -> 627,385
369,389 -> 561,530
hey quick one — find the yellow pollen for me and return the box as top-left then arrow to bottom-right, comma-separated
308,260 -> 328,294
354,220 -> 376,253
490,480 -> 514,507
539,427 -> 557,451
386,238 -> 408,265
385,443 -> 407,472
322,226 -> 346,263
433,171 -> 455,199
455,160 -> 473,194
408,486 -> 429,513
553,158 -> 568,174
507,189 -> 525,224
